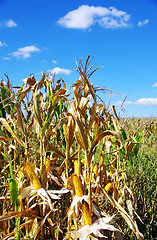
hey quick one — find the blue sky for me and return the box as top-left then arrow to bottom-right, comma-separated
0,0 -> 157,117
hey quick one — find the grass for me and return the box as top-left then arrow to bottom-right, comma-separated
0,56 -> 156,240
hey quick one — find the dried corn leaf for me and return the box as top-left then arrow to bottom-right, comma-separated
19,85 -> 31,102
126,142 -> 139,158
80,72 -> 96,102
15,102 -> 25,134
63,114 -> 75,147
33,90 -> 43,127
90,130 -> 123,154
43,88 -> 66,131
100,185 -> 143,240
0,209 -> 39,222
74,113 -> 88,151
47,142 -> 65,158
0,118 -> 26,148
27,75 -> 36,86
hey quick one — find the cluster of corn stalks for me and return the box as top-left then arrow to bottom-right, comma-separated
0,56 -> 145,239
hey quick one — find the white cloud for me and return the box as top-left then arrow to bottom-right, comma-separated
0,41 -> 7,47
3,57 -> 11,60
117,98 -> 157,106
152,82 -> 157,87
138,19 -> 149,27
52,60 -> 57,64
58,5 -> 132,30
136,98 -> 157,106
116,100 -> 133,106
5,19 -> 17,27
9,45 -> 40,59
48,67 -> 71,75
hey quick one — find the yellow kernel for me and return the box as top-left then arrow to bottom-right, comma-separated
46,157 -> 51,173
110,162 -> 115,176
24,162 -> 41,190
93,164 -> 99,177
32,176 -> 42,190
74,160 -> 80,176
72,173 -> 83,197
82,201 -> 92,225
81,158 -> 85,164
105,182 -> 113,192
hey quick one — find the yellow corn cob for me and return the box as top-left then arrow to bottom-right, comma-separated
24,162 -> 35,175
17,166 -> 24,179
74,160 -> 80,176
81,158 -> 85,164
24,162 -> 41,190
104,182 -> 113,192
72,173 -> 83,197
46,157 -> 51,173
110,162 -> 115,176
31,176 -> 42,190
82,201 -> 92,225
93,164 -> 99,178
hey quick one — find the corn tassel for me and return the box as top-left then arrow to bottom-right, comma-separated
72,173 -> 83,197
82,201 -> 92,225
24,162 -> 41,190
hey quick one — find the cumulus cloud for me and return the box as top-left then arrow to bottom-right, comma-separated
9,45 -> 40,59
136,98 -> 157,106
58,5 -> 132,30
48,67 -> 71,75
5,19 -> 17,27
117,98 -> 157,106
152,82 -> 157,87
138,19 -> 149,27
0,41 -> 7,47
0,19 -> 17,27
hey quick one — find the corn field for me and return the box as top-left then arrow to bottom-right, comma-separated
0,56 -> 156,239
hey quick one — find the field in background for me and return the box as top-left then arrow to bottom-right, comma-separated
0,56 -> 156,239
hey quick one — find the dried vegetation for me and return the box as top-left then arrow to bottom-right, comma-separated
0,56 -> 156,239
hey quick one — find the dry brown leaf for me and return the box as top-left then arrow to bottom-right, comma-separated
33,90 -> 43,127
0,118 -> 26,148
15,102 -> 25,134
80,73 -> 96,102
74,115 -> 88,151
90,130 -> 123,154
100,185 -> 144,240
126,142 -> 139,158
0,209 -> 39,222
19,85 -> 32,102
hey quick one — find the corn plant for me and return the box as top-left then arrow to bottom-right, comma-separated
0,56 -> 156,239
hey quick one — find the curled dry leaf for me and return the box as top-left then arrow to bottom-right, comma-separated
0,118 -> 26,148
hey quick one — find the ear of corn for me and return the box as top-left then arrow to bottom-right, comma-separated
46,157 -> 51,173
110,162 -> 115,176
74,160 -> 80,176
24,162 -> 41,190
93,163 -> 99,178
82,201 -> 92,225
72,173 -> 83,197
105,182 -> 113,192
